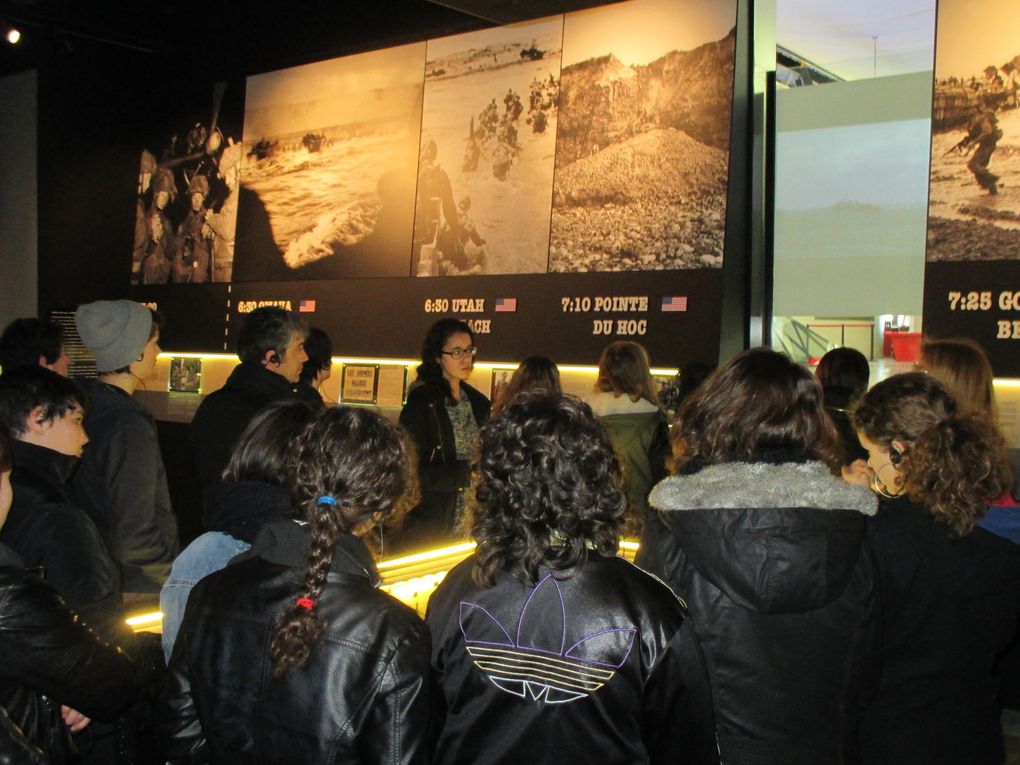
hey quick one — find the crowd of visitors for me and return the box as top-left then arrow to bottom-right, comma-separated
0,306 -> 1018,764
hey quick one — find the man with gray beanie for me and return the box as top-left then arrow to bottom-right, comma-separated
73,299 -> 179,598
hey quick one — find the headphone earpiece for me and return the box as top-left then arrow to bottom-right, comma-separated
889,446 -> 903,466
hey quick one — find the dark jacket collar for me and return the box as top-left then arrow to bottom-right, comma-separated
11,439 -> 80,488
0,542 -> 24,569
201,481 -> 292,543
224,362 -> 295,399
245,519 -> 380,586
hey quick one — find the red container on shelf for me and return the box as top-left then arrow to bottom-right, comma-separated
887,332 -> 922,362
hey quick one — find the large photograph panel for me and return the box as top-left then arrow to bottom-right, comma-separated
549,0 -> 737,273
232,43 -> 426,281
927,0 -> 1020,261
413,18 -> 563,277
131,81 -> 245,285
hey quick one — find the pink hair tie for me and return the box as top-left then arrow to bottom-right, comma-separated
296,597 -> 316,612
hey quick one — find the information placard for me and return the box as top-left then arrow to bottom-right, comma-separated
341,365 -> 378,404
376,366 -> 408,408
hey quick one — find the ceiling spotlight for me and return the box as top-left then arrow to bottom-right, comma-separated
5,27 -> 20,45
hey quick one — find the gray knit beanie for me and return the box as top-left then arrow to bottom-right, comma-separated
75,300 -> 152,373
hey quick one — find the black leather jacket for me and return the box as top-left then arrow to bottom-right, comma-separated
0,544 -> 147,765
425,553 -> 719,764
158,520 -> 431,764
637,458 -> 879,764
397,381 -> 490,549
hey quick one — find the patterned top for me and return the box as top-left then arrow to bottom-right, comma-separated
447,393 -> 480,461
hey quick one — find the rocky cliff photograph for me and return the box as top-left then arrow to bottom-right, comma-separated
549,0 -> 737,273
926,0 -> 1020,261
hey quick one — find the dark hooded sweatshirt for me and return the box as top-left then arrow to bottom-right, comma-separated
636,458 -> 879,765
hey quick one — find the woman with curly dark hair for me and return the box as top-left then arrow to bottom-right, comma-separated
399,318 -> 490,550
852,372 -> 1020,763
636,348 -> 879,764
159,407 -> 431,764
425,392 -> 718,764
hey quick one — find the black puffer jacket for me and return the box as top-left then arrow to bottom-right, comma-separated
189,363 -> 300,488
158,520 -> 431,764
637,458 -> 879,764
2,440 -> 127,645
0,543 -> 147,764
398,381 -> 489,548
860,497 -> 1020,764
426,553 -> 719,764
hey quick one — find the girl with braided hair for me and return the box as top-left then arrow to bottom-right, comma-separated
853,373 -> 1020,763
158,407 -> 430,764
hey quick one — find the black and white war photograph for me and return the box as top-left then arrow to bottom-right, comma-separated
927,0 -> 1020,261
413,18 -> 563,277
230,44 -> 426,281
132,81 -> 245,285
548,0 -> 737,273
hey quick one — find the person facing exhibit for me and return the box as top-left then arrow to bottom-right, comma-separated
585,341 -> 669,527
73,300 -> 180,598
158,406 -> 430,763
853,373 -> 1020,763
636,348 -> 879,764
426,392 -> 718,764
189,307 -> 309,488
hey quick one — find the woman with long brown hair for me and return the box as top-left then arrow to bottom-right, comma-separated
159,407 -> 430,764
585,341 -> 669,525
853,372 -> 1020,763
636,348 -> 878,763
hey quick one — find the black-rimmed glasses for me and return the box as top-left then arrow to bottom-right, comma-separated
442,346 -> 477,359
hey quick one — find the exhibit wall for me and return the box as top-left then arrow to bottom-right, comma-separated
36,0 -> 750,369
0,70 -> 37,328
923,0 -> 1020,376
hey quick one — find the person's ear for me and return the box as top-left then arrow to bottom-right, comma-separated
889,439 -> 908,466
263,349 -> 280,367
24,406 -> 49,435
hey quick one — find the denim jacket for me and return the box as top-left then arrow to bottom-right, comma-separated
160,531 -> 250,661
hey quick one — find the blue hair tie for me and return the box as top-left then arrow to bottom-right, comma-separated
317,495 -> 337,506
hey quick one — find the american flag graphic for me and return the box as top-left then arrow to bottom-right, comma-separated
298,299 -> 317,313
494,298 -> 517,312
661,296 -> 688,312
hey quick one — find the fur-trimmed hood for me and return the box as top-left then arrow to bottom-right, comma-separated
648,461 -> 877,614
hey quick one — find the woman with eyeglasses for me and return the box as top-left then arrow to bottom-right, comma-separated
853,373 -> 1020,763
398,318 -> 490,550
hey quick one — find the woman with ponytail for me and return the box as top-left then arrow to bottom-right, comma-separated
158,407 -> 430,764
853,372 -> 1020,763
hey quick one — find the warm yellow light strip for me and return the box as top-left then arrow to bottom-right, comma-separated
331,357 -> 419,367
125,610 -> 163,627
994,379 -> 1020,388
158,352 -> 235,360
158,353 -> 677,377
377,542 -> 477,570
619,540 -> 640,553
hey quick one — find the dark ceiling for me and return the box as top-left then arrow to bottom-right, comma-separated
0,0 -> 618,78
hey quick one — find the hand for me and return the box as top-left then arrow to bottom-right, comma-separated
841,459 -> 873,488
60,706 -> 91,733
